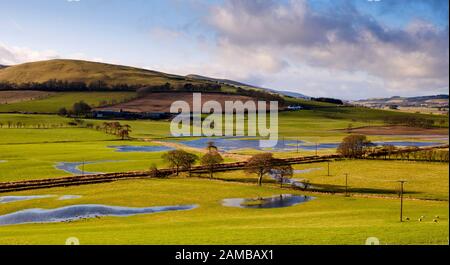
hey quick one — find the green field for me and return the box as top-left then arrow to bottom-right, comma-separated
0,92 -> 136,113
0,112 -> 447,182
211,161 -> 449,201
0,178 -> 447,245
0,107 -> 448,245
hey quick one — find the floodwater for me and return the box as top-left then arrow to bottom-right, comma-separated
0,204 -> 198,226
0,195 -> 54,204
108,145 -> 174,152
170,137 -> 444,152
222,194 -> 314,209
105,137 -> 444,154
176,137 -> 301,152
269,168 -> 322,189
58,195 -> 82,200
55,160 -> 124,175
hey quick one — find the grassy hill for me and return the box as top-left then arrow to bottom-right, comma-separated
0,59 -> 213,87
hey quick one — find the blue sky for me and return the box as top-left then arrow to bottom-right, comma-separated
0,0 -> 448,99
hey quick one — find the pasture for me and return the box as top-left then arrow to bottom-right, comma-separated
0,92 -> 136,113
0,111 -> 447,245
0,178 -> 447,245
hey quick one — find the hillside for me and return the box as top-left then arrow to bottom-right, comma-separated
0,64 -> 7,69
0,59 -> 213,88
187,74 -> 310,99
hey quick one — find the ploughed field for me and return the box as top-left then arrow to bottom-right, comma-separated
94,92 -> 268,113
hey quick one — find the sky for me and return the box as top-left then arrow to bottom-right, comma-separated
0,0 -> 448,100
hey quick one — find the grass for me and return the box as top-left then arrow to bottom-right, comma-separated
291,160 -> 449,200
0,110 -> 448,245
0,59 -> 207,87
0,113 -> 447,182
210,160 -> 449,201
0,92 -> 136,113
0,138 -> 176,182
0,178 -> 447,245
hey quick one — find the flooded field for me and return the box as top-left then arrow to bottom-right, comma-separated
0,204 -> 198,226
222,194 -> 315,209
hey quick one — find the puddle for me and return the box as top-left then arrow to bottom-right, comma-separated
0,204 -> 198,226
1,195 -> 83,203
0,195 -> 54,204
55,160 -> 124,175
175,137 -> 301,152
58,195 -> 82,200
222,194 -> 314,209
294,168 -> 323,174
108,145 -> 174,152
268,168 -> 322,189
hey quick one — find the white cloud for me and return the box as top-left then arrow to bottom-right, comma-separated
201,0 -> 449,98
0,42 -> 59,65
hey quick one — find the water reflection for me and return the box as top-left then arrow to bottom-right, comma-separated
222,194 -> 314,209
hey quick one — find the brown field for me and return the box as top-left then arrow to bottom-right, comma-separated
0,90 -> 54,104
94,92 -> 270,113
348,125 -> 449,136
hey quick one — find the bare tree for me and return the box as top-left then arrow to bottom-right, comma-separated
162,150 -> 187,176
245,153 -> 275,186
201,151 -> 224,179
180,152 -> 199,177
337,134 -> 373,158
206,141 -> 218,152
272,163 -> 294,188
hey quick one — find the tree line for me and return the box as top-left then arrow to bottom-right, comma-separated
95,121 -> 132,140
137,82 -> 222,96
337,134 -> 448,162
383,115 -> 442,128
0,80 -> 141,92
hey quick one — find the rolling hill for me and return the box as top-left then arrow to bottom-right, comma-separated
0,59 -> 213,88
0,59 -> 311,99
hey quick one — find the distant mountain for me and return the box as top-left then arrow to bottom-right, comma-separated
353,95 -> 449,108
0,64 -> 8,69
186,74 -> 310,99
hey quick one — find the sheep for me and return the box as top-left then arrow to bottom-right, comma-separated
433,219 -> 438,223
418,218 -> 422,222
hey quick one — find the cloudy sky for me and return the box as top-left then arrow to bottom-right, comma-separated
0,0 -> 448,99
